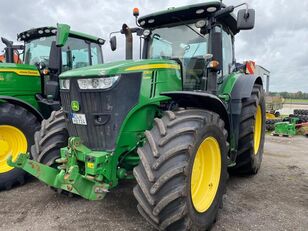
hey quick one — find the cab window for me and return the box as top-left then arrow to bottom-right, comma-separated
222,30 -> 233,75
61,37 -> 89,71
91,43 -> 103,65
147,24 -> 209,90
24,36 -> 54,65
149,35 -> 172,59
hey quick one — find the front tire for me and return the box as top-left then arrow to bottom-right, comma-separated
31,109 -> 71,195
134,109 -> 228,230
31,109 -> 68,165
0,103 -> 40,190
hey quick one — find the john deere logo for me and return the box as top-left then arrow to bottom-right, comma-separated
71,101 -> 80,112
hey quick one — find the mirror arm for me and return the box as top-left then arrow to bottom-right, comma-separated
109,31 -> 121,39
214,2 -> 252,21
234,2 -> 248,10
234,2 -> 249,17
214,6 -> 234,18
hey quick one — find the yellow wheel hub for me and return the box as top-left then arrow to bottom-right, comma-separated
191,136 -> 221,213
254,105 -> 262,155
0,125 -> 27,173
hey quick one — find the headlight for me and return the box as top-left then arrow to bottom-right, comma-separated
77,76 -> 119,89
59,79 -> 70,90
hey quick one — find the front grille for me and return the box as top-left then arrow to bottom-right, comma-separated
60,73 -> 142,151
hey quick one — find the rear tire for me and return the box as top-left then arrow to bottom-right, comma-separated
0,103 -> 40,190
134,109 -> 228,230
230,84 -> 265,175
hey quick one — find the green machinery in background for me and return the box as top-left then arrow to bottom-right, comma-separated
0,24 -> 105,190
273,117 -> 299,137
271,109 -> 308,136
9,2 -> 266,230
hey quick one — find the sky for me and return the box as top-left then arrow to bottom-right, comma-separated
0,0 -> 307,92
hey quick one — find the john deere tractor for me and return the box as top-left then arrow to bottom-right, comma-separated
9,2 -> 265,230
0,24 -> 105,190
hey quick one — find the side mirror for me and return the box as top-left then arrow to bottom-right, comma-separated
237,9 -> 255,30
56,23 -> 70,47
110,36 -> 117,51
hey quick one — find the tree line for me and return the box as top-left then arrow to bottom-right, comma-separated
269,91 -> 308,99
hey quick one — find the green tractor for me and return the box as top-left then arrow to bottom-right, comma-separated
9,2 -> 265,230
0,24 -> 105,190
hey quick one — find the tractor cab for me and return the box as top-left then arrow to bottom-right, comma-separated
17,24 -> 105,117
19,26 -> 104,71
139,2 -> 239,92
111,2 -> 254,94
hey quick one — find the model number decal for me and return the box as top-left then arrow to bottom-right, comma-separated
0,69 -> 40,77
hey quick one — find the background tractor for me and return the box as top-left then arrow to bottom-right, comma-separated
9,2 -> 265,230
0,24 -> 105,190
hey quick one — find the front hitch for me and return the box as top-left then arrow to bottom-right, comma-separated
7,151 -> 109,200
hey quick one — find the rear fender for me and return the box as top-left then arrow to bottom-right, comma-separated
231,74 -> 263,101
228,74 -> 263,159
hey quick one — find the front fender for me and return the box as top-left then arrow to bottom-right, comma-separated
161,91 -> 230,133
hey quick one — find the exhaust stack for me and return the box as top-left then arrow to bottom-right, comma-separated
1,37 -> 14,63
122,24 -> 133,60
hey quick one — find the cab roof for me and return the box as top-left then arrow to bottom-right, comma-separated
138,1 -> 239,35
17,26 -> 105,44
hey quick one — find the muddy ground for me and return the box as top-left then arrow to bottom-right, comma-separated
0,135 -> 307,231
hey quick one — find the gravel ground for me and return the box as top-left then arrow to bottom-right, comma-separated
0,135 -> 307,231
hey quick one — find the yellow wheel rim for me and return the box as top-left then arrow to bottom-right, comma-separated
254,105 -> 262,155
191,136 -> 221,213
0,125 -> 27,173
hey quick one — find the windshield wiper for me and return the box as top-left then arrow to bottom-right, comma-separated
153,34 -> 172,45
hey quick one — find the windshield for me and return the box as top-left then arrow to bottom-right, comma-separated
147,23 -> 209,90
24,36 -> 103,71
148,24 -> 208,59
24,36 -> 53,65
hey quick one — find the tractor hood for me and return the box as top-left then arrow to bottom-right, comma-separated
59,59 -> 180,79
0,63 -> 40,76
